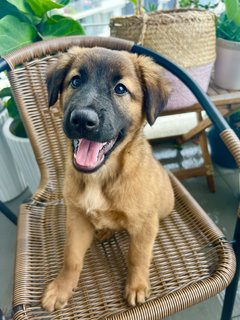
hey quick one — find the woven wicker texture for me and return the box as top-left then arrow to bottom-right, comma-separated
220,129 -> 240,168
5,38 -> 235,319
3,36 -> 133,70
7,55 -> 69,202
13,174 -> 235,320
110,9 -> 216,68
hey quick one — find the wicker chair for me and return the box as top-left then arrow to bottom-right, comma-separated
1,36 -> 239,320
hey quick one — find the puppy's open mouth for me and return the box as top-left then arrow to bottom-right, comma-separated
73,136 -> 118,172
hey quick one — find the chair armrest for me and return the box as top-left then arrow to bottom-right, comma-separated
221,129 -> 240,167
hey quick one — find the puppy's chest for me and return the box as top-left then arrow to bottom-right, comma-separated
79,183 -> 107,213
77,183 -> 122,230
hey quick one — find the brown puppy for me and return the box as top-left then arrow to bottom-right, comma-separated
42,47 -> 174,312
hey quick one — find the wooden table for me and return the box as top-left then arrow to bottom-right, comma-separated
156,80 -> 240,192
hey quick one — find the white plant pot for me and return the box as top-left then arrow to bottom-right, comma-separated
0,111 -> 27,201
214,38 -> 240,90
3,118 -> 40,194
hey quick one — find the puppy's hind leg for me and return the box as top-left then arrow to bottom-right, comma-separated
42,207 -> 94,312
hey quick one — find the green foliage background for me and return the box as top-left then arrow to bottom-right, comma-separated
0,0 -> 85,137
217,0 -> 240,41
0,0 -> 85,55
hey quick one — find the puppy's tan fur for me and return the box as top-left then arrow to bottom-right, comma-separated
42,47 -> 174,312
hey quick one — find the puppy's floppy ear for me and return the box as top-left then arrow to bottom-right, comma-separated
136,56 -> 170,125
46,54 -> 74,107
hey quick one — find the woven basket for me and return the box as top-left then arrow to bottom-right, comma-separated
110,9 -> 216,110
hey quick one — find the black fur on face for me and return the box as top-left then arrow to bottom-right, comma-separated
62,75 -> 130,143
47,48 -> 132,144
46,48 -> 136,172
46,47 -> 169,172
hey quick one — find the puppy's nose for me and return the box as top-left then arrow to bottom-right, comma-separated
70,108 -> 99,131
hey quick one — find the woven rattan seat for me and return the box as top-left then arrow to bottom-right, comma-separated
3,36 -> 236,319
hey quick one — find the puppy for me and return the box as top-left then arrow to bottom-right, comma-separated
42,47 -> 174,312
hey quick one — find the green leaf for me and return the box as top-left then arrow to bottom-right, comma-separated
39,15 -> 85,39
57,0 -> 71,6
129,0 -> 138,5
0,87 -> 12,98
0,0 -> 28,22
225,0 -> 240,26
25,0 -> 69,18
217,11 -> 240,41
6,97 -> 18,119
179,0 -> 192,7
1,0 -> 41,24
0,16 -> 38,55
6,0 -> 33,15
10,117 -> 27,137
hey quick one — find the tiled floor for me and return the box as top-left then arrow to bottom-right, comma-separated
0,141 -> 239,319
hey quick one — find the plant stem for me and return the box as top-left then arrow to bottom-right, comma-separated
137,0 -> 142,15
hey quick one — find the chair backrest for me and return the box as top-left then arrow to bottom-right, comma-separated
4,36 -> 133,202
3,35 -> 240,203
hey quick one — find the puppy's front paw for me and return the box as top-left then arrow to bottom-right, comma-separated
125,279 -> 150,306
42,278 -> 73,312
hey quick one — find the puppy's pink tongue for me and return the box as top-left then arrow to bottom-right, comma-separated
75,139 -> 104,168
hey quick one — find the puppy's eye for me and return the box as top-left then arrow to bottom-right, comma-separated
114,83 -> 128,95
71,75 -> 81,89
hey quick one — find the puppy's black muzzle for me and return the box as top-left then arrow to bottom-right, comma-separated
66,107 -> 101,140
70,108 -> 100,133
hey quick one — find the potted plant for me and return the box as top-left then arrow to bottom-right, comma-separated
214,0 -> 240,90
0,97 -> 27,201
207,0 -> 240,168
0,87 -> 41,194
0,0 -> 85,56
0,0 -> 85,194
110,1 -> 216,111
179,0 -> 220,10
179,0 -> 240,168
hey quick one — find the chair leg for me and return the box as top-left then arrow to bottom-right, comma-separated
206,174 -> 215,194
197,112 -> 215,192
0,201 -> 17,225
221,212 -> 240,320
